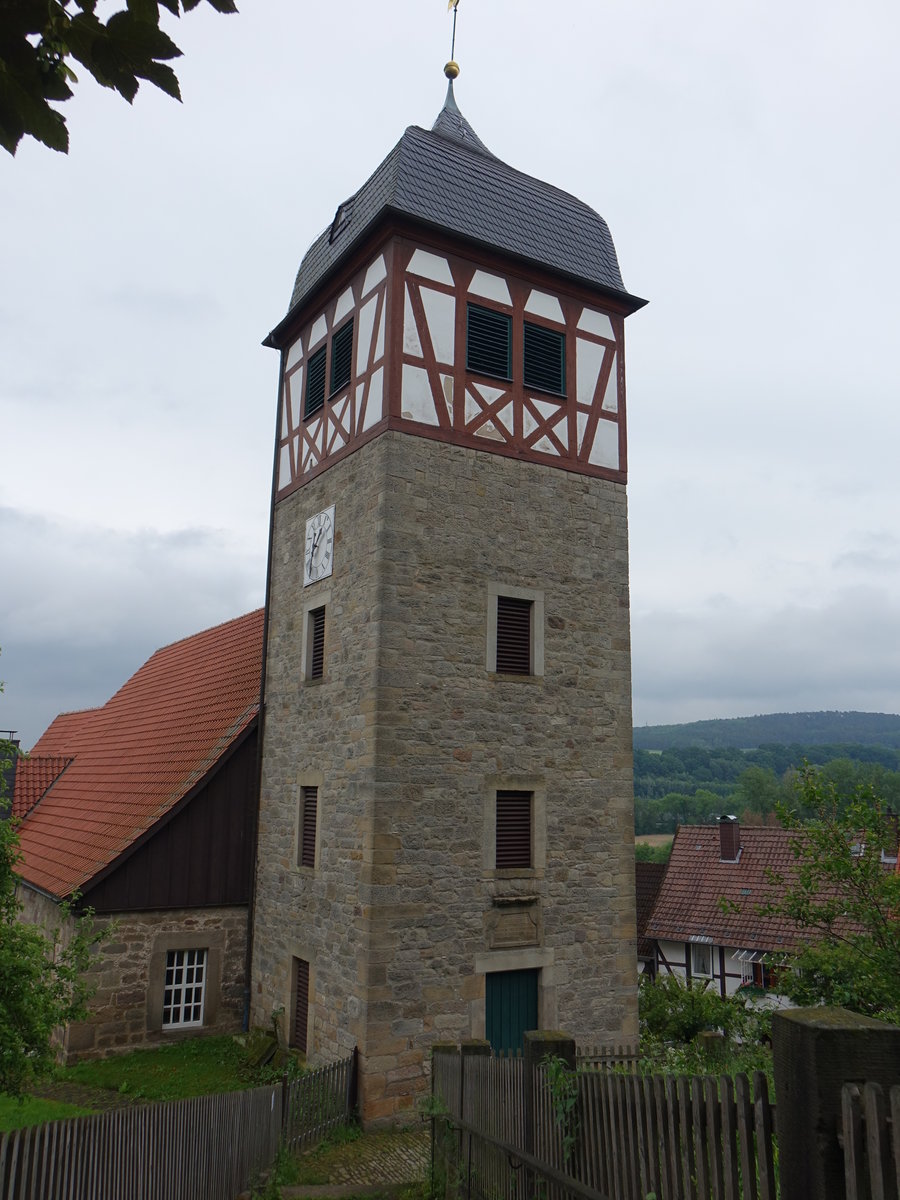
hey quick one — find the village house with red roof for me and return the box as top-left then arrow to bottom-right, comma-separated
646,817 -> 807,999
10,609 -> 263,1060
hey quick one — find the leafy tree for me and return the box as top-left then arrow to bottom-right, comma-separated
756,768 -> 900,1024
0,0 -> 238,157
635,840 -> 671,864
0,726 -> 106,1096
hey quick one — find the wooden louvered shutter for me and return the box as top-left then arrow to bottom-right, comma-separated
330,319 -> 353,394
292,958 -> 309,1052
305,345 -> 327,417
467,304 -> 511,380
309,607 -> 325,680
523,322 -> 565,395
496,596 -> 532,674
299,786 -> 317,869
496,791 -> 532,869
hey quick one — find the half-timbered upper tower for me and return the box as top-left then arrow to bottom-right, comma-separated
252,76 -> 646,1125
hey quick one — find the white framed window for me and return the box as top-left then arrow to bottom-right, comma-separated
163,948 -> 207,1028
691,942 -> 712,977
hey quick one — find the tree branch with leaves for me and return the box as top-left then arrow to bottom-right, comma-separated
0,0 -> 238,156
756,768 -> 900,1023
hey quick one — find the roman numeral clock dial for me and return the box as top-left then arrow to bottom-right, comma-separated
303,504 -> 335,587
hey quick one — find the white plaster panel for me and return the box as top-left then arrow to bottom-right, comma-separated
577,410 -> 589,453
334,288 -> 354,325
495,401 -> 514,435
281,395 -> 290,440
577,308 -> 615,340
374,303 -> 385,362
402,365 -> 439,425
588,418 -> 619,469
576,338 -> 605,406
403,286 -> 423,358
288,369 -> 302,431
468,270 -> 512,306
523,408 -> 538,439
534,435 -> 559,456
363,368 -> 383,431
420,288 -> 456,365
441,374 -> 455,421
525,290 -> 564,324
278,444 -> 291,489
472,382 -> 507,406
356,296 -> 377,376
532,398 -> 562,422
465,389 -> 481,425
333,396 -> 349,430
307,416 -> 322,456
362,255 -> 386,296
407,249 -> 454,285
286,335 -> 304,371
602,354 -> 618,412
551,418 -> 568,452
309,315 -> 327,348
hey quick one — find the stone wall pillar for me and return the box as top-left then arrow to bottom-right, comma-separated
772,1006 -> 900,1200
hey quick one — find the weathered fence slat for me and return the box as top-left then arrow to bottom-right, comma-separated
753,1071 -> 776,1200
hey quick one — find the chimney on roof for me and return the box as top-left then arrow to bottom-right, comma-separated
719,814 -> 741,862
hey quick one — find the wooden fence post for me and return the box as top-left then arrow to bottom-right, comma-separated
523,1030 -> 575,1159
773,1006 -> 900,1200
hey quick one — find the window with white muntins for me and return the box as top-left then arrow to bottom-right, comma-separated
163,948 -> 207,1028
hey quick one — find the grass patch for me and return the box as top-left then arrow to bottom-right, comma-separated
0,1094 -> 93,1131
63,1034 -> 300,1103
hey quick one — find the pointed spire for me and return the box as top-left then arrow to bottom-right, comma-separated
431,76 -> 495,159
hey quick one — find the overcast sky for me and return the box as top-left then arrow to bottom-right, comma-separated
2,0 -> 899,748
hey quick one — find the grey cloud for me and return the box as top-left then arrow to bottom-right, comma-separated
0,507 -> 263,748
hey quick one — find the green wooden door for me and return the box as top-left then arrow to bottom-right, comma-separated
485,968 -> 539,1054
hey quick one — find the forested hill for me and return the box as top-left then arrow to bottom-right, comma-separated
633,711 -> 900,751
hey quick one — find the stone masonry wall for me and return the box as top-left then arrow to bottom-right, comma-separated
18,885 -> 248,1060
253,428 -> 637,1124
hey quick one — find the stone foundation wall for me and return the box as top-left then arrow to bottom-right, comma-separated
254,430 -> 637,1125
18,885 -> 248,1060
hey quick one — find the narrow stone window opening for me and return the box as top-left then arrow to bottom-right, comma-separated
496,596 -> 532,674
298,786 -> 317,870
292,957 -> 310,1052
496,790 -> 532,869
307,606 -> 326,680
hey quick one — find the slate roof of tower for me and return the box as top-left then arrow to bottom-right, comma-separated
279,84 -> 644,330
15,609 -> 263,899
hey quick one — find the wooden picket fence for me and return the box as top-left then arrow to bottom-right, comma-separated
841,1081 -> 900,1200
0,1051 -> 357,1200
576,1043 -> 641,1073
432,1046 -> 778,1200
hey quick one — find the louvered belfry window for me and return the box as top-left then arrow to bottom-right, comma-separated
523,322 -> 566,395
292,957 -> 310,1052
496,791 -> 532,869
467,304 -> 512,380
298,786 -> 317,869
308,606 -> 325,680
496,596 -> 532,674
330,319 -> 353,395
305,345 -> 327,418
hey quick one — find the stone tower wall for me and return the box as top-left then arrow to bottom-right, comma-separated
253,427 -> 636,1123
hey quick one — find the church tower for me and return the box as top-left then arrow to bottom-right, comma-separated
252,69 -> 646,1125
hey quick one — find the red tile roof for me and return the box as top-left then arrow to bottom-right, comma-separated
635,861 -> 667,959
12,755 -> 73,819
646,824 -> 805,953
17,609 -> 263,899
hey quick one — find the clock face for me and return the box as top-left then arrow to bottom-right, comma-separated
303,505 -> 335,586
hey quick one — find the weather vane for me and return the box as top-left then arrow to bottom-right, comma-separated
445,0 -> 460,80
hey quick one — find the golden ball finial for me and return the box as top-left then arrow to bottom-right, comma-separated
444,60 -> 460,79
